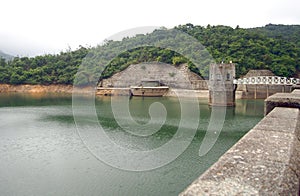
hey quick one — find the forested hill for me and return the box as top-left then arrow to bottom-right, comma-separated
249,24 -> 300,48
0,24 -> 299,85
0,51 -> 14,61
175,24 -> 300,77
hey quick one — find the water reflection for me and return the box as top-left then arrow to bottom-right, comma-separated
0,93 -> 264,196
235,99 -> 265,116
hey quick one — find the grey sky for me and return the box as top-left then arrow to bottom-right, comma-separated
1,0 -> 300,57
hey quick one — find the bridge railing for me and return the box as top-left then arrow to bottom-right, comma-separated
233,76 -> 300,85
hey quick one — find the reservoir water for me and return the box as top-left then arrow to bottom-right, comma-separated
0,93 -> 264,195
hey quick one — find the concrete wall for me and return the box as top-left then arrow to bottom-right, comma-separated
208,63 -> 236,106
99,63 -> 207,90
237,84 -> 293,99
165,89 -> 209,98
265,89 -> 300,115
181,91 -> 300,195
98,64 -> 296,99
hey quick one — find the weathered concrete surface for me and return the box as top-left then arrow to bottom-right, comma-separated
292,89 -> 300,94
98,64 -> 297,99
208,63 -> 236,106
180,107 -> 300,196
165,89 -> 209,98
236,84 -> 293,99
235,69 -> 293,99
95,88 -> 210,98
99,63 -> 207,90
96,88 -> 131,96
292,85 -> 300,91
264,90 -> 300,115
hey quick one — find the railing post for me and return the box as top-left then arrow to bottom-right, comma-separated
254,84 -> 257,99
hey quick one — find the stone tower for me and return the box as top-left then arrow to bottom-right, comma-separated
209,63 -> 236,106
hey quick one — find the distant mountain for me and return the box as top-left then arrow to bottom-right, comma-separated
0,51 -> 14,61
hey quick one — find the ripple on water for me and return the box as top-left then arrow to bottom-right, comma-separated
0,96 -> 264,196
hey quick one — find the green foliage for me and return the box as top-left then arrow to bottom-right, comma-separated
169,72 -> 176,77
0,24 -> 299,85
172,56 -> 187,65
250,24 -> 300,48
99,46 -> 190,79
0,46 -> 88,85
176,24 -> 300,77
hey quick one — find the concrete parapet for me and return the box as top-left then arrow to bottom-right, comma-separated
264,91 -> 300,115
292,89 -> 300,94
180,106 -> 300,195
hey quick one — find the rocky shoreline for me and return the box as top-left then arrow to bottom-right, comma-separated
0,84 -> 93,94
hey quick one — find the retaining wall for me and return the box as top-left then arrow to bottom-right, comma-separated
265,89 -> 300,115
99,63 -> 207,90
237,84 -> 293,99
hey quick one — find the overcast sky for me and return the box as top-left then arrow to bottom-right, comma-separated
1,0 -> 300,57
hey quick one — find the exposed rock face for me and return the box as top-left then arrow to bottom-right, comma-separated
99,63 -> 207,90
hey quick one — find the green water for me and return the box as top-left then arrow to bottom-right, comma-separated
0,93 -> 264,196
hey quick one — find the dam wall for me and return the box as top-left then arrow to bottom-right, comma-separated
237,84 -> 293,99
98,63 -> 295,99
99,63 -> 207,90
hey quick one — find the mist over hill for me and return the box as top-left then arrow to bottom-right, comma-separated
0,51 -> 14,61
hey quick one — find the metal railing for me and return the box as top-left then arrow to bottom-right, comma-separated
234,76 -> 300,85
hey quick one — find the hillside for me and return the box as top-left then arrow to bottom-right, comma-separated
250,24 -> 300,47
0,47 -> 88,85
0,24 -> 299,85
0,51 -> 14,61
175,24 -> 299,78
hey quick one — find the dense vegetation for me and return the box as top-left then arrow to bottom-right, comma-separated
175,24 -> 300,77
250,24 -> 300,48
0,47 -> 88,84
0,24 -> 299,85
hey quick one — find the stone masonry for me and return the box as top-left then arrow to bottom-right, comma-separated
99,62 -> 207,90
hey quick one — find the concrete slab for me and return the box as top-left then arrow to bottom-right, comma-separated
180,159 -> 298,195
266,107 -> 299,119
264,92 -> 300,115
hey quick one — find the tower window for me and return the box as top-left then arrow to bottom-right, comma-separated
226,73 -> 230,80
